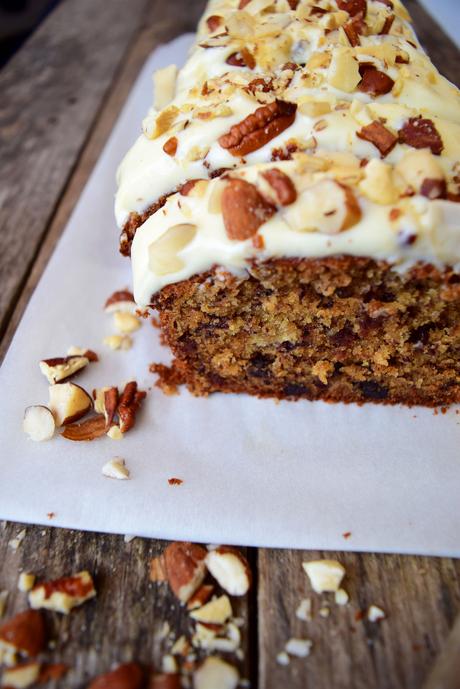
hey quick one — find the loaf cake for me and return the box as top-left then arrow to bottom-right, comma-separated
115,0 -> 460,406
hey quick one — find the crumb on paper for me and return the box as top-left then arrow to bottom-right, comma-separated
342,531 -> 352,539
103,334 -> 133,351
8,529 -> 26,552
102,457 -> 130,480
107,425 -> 124,440
168,477 -> 183,486
368,605 -> 386,622
47,513 -> 55,520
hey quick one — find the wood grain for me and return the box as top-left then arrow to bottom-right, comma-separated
0,522 -> 252,685
258,549 -> 460,689
0,0 -> 151,342
0,0 -> 207,363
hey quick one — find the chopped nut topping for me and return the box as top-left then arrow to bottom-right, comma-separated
357,120 -> 398,157
399,116 -> 444,155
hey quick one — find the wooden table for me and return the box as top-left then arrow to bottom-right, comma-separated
1,1 -> 459,686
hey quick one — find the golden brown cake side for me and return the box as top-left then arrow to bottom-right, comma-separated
151,256 -> 460,406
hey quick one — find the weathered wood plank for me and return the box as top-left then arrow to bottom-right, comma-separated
0,522 -> 253,686
258,549 -> 460,689
0,0 -> 207,363
0,0 -> 152,341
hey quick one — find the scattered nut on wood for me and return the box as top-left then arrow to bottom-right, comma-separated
193,656 -> 239,689
87,662 -> 144,689
189,594 -> 232,625
285,637 -> 313,658
18,574 -> 35,593
0,591 -> 8,618
163,542 -> 207,604
367,604 -> 386,622
335,588 -> 349,606
302,559 -> 345,593
28,571 -> 96,614
0,609 -> 46,657
205,546 -> 252,596
295,598 -> 312,621
1,661 -> 41,689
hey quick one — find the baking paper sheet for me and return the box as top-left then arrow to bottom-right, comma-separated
0,34 -> 459,556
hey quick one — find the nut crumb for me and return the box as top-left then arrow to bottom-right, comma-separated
18,573 -> 36,593
295,598 -> 312,621
368,605 -> 386,622
276,651 -> 290,666
168,477 -> 183,486
8,529 -> 26,552
285,638 -> 312,658
335,588 -> 349,606
102,457 -> 130,480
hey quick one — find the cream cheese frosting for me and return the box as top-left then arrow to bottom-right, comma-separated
115,0 -> 460,306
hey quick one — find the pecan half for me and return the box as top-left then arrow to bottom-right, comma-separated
357,120 -> 398,157
118,381 -> 147,433
206,15 -> 222,32
358,66 -> 394,96
337,0 -> 367,17
218,100 -> 297,157
222,178 -> 276,240
226,49 -> 255,69
261,169 -> 297,206
399,117 -> 444,155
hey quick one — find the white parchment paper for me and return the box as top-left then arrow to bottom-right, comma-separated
0,34 -> 459,556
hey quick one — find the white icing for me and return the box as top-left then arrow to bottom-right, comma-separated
115,0 -> 460,305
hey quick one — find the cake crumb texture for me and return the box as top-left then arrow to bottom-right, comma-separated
151,257 -> 460,406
